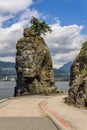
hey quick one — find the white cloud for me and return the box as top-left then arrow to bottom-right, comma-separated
0,21 -> 26,59
20,8 -> 40,21
0,19 -> 87,68
0,0 -> 87,68
0,0 -> 39,31
0,19 -> 29,58
0,14 -> 14,27
0,0 -> 33,14
0,0 -> 40,62
43,22 -> 87,68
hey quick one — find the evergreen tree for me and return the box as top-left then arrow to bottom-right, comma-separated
30,17 -> 52,36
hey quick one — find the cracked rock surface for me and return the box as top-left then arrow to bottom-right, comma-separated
67,41 -> 87,108
14,28 -> 57,96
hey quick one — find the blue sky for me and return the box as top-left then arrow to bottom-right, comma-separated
33,0 -> 87,33
0,0 -> 87,68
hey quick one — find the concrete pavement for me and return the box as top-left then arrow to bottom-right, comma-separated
0,96 -> 58,130
0,95 -> 87,130
0,117 -> 58,130
44,95 -> 87,130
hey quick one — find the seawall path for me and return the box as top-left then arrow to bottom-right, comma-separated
0,95 -> 87,130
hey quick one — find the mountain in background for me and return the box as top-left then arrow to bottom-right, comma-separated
54,61 -> 72,74
58,61 -> 72,73
0,61 -> 15,68
54,61 -> 72,81
0,61 -> 16,77
0,61 -> 72,81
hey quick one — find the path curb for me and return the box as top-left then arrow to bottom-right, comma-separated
0,99 -> 9,103
0,97 -> 13,109
0,97 -> 13,104
39,99 -> 72,130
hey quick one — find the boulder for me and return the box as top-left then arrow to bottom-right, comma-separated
14,28 -> 57,96
67,41 -> 87,108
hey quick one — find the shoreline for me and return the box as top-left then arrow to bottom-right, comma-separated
0,81 -> 68,99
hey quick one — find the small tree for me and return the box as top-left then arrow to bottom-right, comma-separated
30,17 -> 52,36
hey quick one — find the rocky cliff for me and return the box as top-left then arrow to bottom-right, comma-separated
67,41 -> 87,108
14,28 -> 57,96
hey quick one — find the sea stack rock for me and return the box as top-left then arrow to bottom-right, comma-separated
67,41 -> 87,108
14,28 -> 57,96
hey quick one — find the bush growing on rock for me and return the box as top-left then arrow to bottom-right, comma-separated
30,17 -> 52,36
14,17 -> 57,96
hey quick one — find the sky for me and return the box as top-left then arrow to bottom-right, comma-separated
0,0 -> 87,68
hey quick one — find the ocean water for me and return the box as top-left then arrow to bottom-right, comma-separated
0,81 -> 69,99
0,82 -> 16,99
55,81 -> 69,92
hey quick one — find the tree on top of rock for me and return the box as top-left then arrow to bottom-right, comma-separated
30,17 -> 52,36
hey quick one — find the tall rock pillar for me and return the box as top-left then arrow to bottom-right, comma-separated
14,28 -> 57,96
67,41 -> 87,108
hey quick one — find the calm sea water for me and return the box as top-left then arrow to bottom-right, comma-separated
0,82 -> 16,99
55,81 -> 69,92
0,81 -> 69,99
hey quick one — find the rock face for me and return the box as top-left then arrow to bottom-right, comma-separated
14,28 -> 57,96
67,41 -> 87,108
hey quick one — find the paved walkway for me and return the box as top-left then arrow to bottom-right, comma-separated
0,95 -> 87,130
0,96 -> 57,130
46,95 -> 87,130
